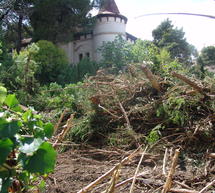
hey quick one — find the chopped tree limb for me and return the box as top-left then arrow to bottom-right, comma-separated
162,149 -> 180,193
172,72 -> 206,96
141,65 -> 161,92
77,146 -> 142,193
208,153 -> 215,159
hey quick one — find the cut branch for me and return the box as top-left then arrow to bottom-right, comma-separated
141,65 -> 161,92
172,72 -> 206,96
162,149 -> 180,193
77,146 -> 142,193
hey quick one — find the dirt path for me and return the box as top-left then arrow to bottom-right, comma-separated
46,147 -> 215,193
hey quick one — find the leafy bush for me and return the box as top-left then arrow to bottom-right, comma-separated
0,86 -> 56,192
69,58 -> 99,83
33,40 -> 70,85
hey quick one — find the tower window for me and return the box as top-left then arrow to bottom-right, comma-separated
86,52 -> 90,58
79,53 -> 83,61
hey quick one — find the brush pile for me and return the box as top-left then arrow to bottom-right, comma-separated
82,65 -> 215,150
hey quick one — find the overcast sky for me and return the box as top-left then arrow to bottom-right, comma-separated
111,0 -> 215,51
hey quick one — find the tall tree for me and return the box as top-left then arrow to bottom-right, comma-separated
197,46 -> 215,67
152,19 -> 195,64
0,0 -> 33,52
30,0 -> 94,43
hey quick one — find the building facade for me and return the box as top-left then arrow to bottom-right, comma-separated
60,0 -> 137,64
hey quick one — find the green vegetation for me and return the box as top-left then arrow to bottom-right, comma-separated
0,87 -> 56,192
0,15 -> 215,190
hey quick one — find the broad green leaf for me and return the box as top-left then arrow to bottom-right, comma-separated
0,177 -> 11,193
0,87 -> 7,104
0,170 -> 9,179
19,138 -> 43,154
0,139 -> 13,165
4,94 -> 19,108
43,123 -> 54,139
24,142 -> 56,174
22,111 -> 32,122
0,121 -> 20,138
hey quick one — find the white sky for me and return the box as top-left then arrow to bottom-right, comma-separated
99,0 -> 215,51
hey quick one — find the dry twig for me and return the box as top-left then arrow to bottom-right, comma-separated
129,146 -> 148,193
162,149 -> 180,193
77,146 -> 142,193
53,114 -> 74,148
53,109 -> 69,135
169,188 -> 198,193
199,179 -> 215,193
163,148 -> 168,176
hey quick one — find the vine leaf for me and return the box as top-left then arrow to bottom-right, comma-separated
0,138 -> 13,165
0,86 -> 7,104
0,177 -> 12,193
43,123 -> 54,139
19,138 -> 43,154
24,142 -> 56,174
0,120 -> 20,138
4,94 -> 19,108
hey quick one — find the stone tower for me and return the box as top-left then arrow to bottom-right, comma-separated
93,0 -> 128,61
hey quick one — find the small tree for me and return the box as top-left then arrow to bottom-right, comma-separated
99,36 -> 133,73
131,39 -> 158,63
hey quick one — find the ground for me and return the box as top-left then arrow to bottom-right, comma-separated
46,146 -> 215,193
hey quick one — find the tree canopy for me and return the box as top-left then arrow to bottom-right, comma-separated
152,19 -> 195,64
197,46 -> 215,67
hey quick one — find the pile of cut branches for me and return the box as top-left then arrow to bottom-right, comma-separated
81,65 -> 215,150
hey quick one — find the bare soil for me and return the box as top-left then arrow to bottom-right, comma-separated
46,146 -> 215,193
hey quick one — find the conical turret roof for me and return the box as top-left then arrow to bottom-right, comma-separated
99,0 -> 120,14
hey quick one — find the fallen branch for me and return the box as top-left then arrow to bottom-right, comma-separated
208,153 -> 215,159
174,181 -> 193,190
172,72 -> 206,96
169,188 -> 198,193
129,146 -> 148,193
199,179 -> 215,193
53,109 -> 69,135
77,146 -> 142,193
114,172 -> 149,189
53,114 -> 74,148
119,101 -> 132,130
162,149 -> 180,193
141,65 -> 161,92
163,148 -> 168,176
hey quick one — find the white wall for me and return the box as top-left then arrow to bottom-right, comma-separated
93,16 -> 127,61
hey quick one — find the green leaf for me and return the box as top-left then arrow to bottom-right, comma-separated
0,87 -> 7,104
0,138 -> 13,165
4,94 -> 19,108
24,142 -> 56,174
43,123 -> 54,139
0,121 -> 20,138
19,138 -> 43,154
22,110 -> 32,122
0,177 -> 11,193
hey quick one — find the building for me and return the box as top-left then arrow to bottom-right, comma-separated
59,0 -> 137,64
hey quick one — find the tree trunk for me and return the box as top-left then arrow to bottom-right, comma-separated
17,14 -> 23,53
